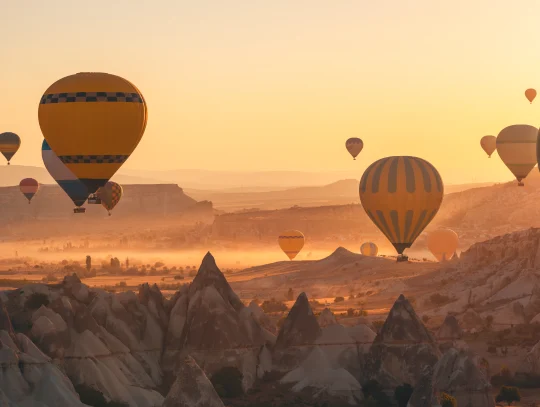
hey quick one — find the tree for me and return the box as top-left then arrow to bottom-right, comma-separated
334,296 -> 345,303
286,287 -> 295,301
485,315 -> 494,329
439,392 -> 456,407
495,386 -> 520,405
347,308 -> 355,317
85,255 -> 91,272
394,383 -> 414,407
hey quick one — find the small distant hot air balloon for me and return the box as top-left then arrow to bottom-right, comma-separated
97,181 -> 123,216
480,135 -> 497,158
360,242 -> 378,256
345,138 -> 363,160
38,72 -> 148,195
19,178 -> 39,204
496,124 -> 537,186
359,156 -> 444,262
0,132 -> 21,165
525,88 -> 537,104
42,139 -> 89,213
278,230 -> 305,260
427,228 -> 459,262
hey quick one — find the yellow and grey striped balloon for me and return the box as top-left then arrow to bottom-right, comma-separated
359,156 -> 443,256
0,132 -> 21,165
496,124 -> 537,186
278,230 -> 305,260
360,242 -> 378,256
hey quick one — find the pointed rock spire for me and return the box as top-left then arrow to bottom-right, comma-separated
275,292 -> 321,349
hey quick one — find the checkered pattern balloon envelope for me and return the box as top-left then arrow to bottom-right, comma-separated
97,181 -> 123,215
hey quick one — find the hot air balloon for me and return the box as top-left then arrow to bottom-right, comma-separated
0,132 -> 21,165
359,156 -> 444,262
496,124 -> 537,186
427,228 -> 459,262
278,230 -> 305,260
525,88 -> 537,104
38,72 -> 148,195
42,139 -> 89,213
345,138 -> 363,160
97,181 -> 123,216
480,135 -> 497,158
19,178 -> 39,204
360,242 -> 378,256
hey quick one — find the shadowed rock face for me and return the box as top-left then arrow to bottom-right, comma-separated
275,292 -> 321,349
436,315 -> 463,341
364,294 -> 441,389
431,348 -> 494,407
163,356 -> 224,407
406,366 -> 435,407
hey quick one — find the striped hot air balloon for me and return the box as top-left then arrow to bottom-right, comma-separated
19,178 -> 39,203
38,72 -> 148,195
278,230 -> 305,260
42,139 -> 89,213
427,228 -> 459,262
360,242 -> 378,256
496,124 -> 537,186
0,132 -> 21,165
345,138 -> 363,160
359,156 -> 443,262
97,181 -> 123,216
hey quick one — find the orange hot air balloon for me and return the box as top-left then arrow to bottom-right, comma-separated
427,228 -> 459,262
480,135 -> 497,158
345,138 -> 364,160
525,89 -> 537,104
19,178 -> 39,204
278,230 -> 305,260
360,242 -> 378,256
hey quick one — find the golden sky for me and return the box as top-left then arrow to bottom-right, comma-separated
2,1 -> 540,184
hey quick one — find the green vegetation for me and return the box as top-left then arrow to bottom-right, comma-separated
439,392 -> 456,407
394,383 -> 414,407
210,366 -> 244,398
495,386 -> 520,405
261,298 -> 288,313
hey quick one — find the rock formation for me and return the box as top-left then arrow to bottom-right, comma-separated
364,294 -> 441,389
318,307 -> 338,327
436,315 -> 462,341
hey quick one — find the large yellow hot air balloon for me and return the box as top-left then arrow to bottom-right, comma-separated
278,230 -> 305,260
0,132 -> 21,165
359,156 -> 444,262
97,181 -> 123,216
480,135 -> 497,158
496,124 -> 537,186
525,88 -> 537,104
345,138 -> 363,160
360,242 -> 378,256
427,228 -> 458,262
38,72 -> 147,196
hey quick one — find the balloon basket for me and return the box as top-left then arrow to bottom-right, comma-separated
396,254 -> 409,263
518,182 -> 524,187
74,207 -> 86,214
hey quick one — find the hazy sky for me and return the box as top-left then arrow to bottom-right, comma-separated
2,1 -> 540,184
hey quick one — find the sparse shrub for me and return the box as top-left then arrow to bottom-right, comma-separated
25,292 -> 49,310
439,392 -> 456,407
496,386 -> 520,405
210,366 -> 244,398
285,287 -> 295,301
86,255 -> 91,272
394,383 -> 414,407
116,281 -> 127,287
334,296 -> 345,303
154,262 -> 165,268
261,298 -> 288,313
347,308 -> 355,317
173,275 -> 184,280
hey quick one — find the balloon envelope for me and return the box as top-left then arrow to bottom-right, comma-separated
525,88 -> 537,103
360,242 -> 378,256
19,178 -> 39,203
278,230 -> 305,260
97,181 -> 123,215
496,124 -> 537,185
345,138 -> 363,159
359,156 -> 444,256
480,135 -> 497,158
427,228 -> 458,262
38,72 -> 148,194
0,132 -> 21,164
42,139 -> 89,207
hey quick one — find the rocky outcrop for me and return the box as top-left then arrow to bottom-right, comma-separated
406,366 -> 435,407
459,308 -> 484,332
247,300 -> 275,333
431,348 -> 495,407
163,356 -> 224,407
364,294 -> 441,389
318,308 -> 338,327
436,315 -> 462,341
518,339 -> 540,377
163,252 -> 275,391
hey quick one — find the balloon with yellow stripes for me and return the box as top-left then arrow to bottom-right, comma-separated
278,230 -> 305,260
38,72 -> 148,195
0,132 -> 21,165
496,124 -> 537,186
359,156 -> 444,260
427,228 -> 458,262
97,181 -> 123,216
360,242 -> 378,256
